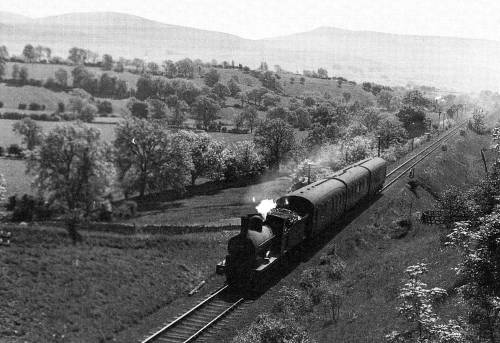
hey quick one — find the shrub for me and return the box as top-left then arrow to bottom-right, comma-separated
9,194 -> 53,222
7,144 -> 23,157
57,102 -> 65,113
272,286 -> 313,318
0,101 -> 3,108
0,146 -> 3,156
18,103 -> 27,110
97,100 -> 113,114
28,102 -> 42,111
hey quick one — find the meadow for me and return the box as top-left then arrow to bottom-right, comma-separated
1,225 -> 230,342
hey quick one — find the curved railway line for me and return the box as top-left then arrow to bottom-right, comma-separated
140,285 -> 245,343
139,122 -> 466,343
382,122 -> 466,191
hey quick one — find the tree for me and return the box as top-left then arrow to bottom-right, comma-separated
254,119 -> 296,170
402,90 -> 431,108
175,58 -> 195,78
12,118 -> 43,150
146,98 -> 167,119
69,96 -> 85,114
227,78 -> 241,97
79,103 -> 97,123
212,82 -> 230,103
54,68 -> 68,88
447,208 -> 500,342
233,112 -> 246,131
224,141 -> 264,181
296,108 -> 311,130
204,68 -> 220,87
262,93 -> 280,107
147,62 -> 160,74
114,61 -> 125,73
0,59 -> 5,80
359,107 -> 381,131
127,98 -> 149,118
342,92 -> 351,104
471,112 -> 486,134
68,47 -> 88,65
102,54 -> 113,70
191,95 -> 220,129
19,67 -> 29,84
27,123 -> 113,223
303,96 -> 316,107
113,117 -> 192,197
163,60 -> 177,78
166,95 -> 188,126
0,45 -> 9,60
267,106 -> 289,121
22,44 -> 36,63
246,87 -> 268,106
376,120 -> 407,148
377,90 -> 394,110
260,71 -> 283,93
11,64 -> 20,80
242,106 -> 258,133
317,67 -> 328,79
396,106 -> 427,138
176,131 -> 226,185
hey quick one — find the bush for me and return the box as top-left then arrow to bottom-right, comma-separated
97,100 -> 113,114
2,112 -> 26,120
10,194 -> 53,222
7,144 -> 23,157
18,103 -> 27,110
57,102 -> 65,113
0,146 -> 3,156
28,102 -> 41,111
0,101 -> 3,108
272,286 -> 313,318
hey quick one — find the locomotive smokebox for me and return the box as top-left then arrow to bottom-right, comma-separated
241,214 -> 263,233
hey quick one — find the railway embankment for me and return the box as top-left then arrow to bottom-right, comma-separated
213,131 -> 494,343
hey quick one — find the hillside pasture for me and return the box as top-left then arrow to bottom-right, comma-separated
0,83 -> 71,112
1,226 -> 229,342
3,62 -> 141,89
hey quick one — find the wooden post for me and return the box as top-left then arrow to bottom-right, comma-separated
481,149 -> 488,174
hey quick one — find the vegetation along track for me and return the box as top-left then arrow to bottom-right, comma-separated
140,285 -> 245,343
383,121 -> 466,191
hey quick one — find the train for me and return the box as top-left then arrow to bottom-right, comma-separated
216,157 -> 388,289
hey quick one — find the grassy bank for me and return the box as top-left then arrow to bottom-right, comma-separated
0,226 -> 229,342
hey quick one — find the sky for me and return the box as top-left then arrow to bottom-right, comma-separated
1,0 -> 500,41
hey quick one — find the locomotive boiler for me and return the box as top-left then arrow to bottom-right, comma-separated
216,157 -> 387,289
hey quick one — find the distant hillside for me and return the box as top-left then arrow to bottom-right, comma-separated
1,11 -> 500,92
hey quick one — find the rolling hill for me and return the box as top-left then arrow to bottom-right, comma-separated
1,11 -> 500,92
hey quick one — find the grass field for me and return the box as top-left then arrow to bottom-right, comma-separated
3,62 -> 140,89
0,226 -> 229,342
125,175 -> 293,226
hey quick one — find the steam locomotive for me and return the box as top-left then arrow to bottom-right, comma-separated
216,157 -> 387,289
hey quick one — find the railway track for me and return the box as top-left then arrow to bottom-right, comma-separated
382,122 -> 466,191
140,285 -> 245,343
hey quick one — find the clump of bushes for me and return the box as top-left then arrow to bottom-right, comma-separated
28,102 -> 46,111
7,194 -> 54,222
7,144 -> 23,157
18,103 -> 27,110
97,100 -> 113,115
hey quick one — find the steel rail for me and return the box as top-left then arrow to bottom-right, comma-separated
140,285 -> 232,343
